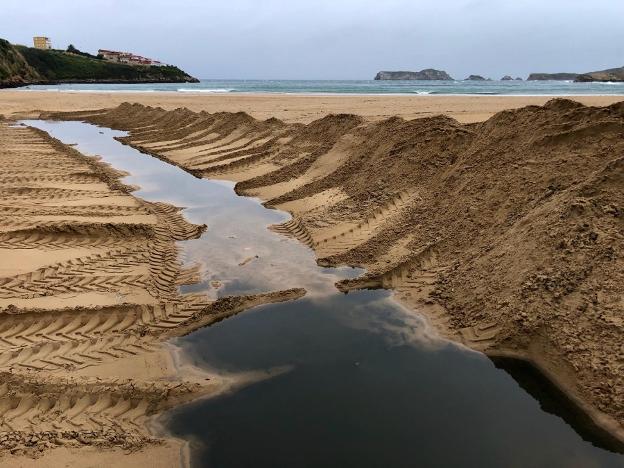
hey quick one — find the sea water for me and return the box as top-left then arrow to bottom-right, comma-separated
13,79 -> 624,95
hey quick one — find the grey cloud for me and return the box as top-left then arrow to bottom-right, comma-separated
2,0 -> 623,79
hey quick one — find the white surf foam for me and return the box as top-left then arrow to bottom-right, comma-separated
177,88 -> 235,93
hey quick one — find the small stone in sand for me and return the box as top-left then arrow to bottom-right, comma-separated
238,255 -> 259,266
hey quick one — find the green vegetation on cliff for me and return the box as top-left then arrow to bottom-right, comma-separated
0,38 -> 198,88
0,39 -> 41,87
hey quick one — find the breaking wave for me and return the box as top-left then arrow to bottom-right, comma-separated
177,88 -> 235,93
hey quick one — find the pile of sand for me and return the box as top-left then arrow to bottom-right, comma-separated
46,98 -> 624,444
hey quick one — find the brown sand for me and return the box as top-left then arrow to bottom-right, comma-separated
2,92 -> 624,464
44,97 -> 624,449
0,90 -> 622,123
1,440 -> 189,468
0,118 -> 304,466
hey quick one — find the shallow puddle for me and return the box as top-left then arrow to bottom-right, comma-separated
25,120 -> 624,468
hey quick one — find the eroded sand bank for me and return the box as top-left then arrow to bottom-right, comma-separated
1,93 -> 623,465
39,97 -> 624,448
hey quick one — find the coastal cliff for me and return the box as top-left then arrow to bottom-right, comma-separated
375,69 -> 453,80
0,39 -> 40,87
527,67 -> 624,83
0,38 -> 198,88
575,66 -> 624,82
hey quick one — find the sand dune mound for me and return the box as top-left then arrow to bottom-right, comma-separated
46,98 -> 624,442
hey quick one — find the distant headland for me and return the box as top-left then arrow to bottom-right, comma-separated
528,66 -> 624,82
375,69 -> 453,80
575,66 -> 624,82
0,37 -> 198,88
376,66 -> 624,82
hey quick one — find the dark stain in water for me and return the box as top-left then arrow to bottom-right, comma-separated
26,120 -> 624,468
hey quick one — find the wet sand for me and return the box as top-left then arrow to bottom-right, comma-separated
0,118 -> 303,466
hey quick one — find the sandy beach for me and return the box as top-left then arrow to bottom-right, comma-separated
48,96 -> 624,442
1,90 -> 622,122
0,92 -> 623,465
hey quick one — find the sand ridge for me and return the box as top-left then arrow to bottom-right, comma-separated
0,118 -> 305,465
46,98 -> 624,446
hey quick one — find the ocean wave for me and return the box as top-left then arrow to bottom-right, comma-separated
67,89 -> 157,93
410,91 -> 432,95
18,88 -> 157,93
177,88 -> 235,93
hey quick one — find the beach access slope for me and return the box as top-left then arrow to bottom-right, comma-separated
44,98 -> 624,444
0,118 -> 303,466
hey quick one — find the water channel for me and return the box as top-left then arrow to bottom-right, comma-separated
25,120 -> 624,468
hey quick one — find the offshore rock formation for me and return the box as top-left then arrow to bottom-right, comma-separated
465,75 -> 487,81
374,69 -> 453,80
528,66 -> 624,83
527,72 -> 580,81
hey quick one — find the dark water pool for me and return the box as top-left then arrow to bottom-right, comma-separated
25,120 -> 624,468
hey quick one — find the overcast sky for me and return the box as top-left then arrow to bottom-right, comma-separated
2,0 -> 623,80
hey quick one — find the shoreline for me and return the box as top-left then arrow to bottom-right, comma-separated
489,349 -> 624,450
391,290 -> 624,450
339,269 -> 624,451
9,89 -> 624,98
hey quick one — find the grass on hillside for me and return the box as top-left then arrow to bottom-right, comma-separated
15,45 -> 190,81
